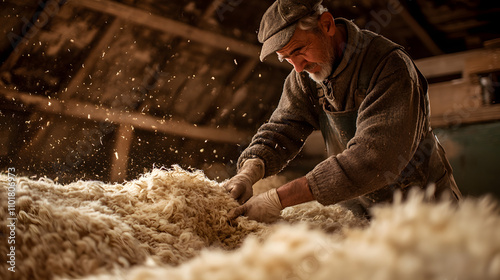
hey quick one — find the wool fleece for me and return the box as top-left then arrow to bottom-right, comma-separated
87,190 -> 500,280
0,166 -> 364,280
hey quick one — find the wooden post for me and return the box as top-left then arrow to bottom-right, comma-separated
109,124 -> 134,182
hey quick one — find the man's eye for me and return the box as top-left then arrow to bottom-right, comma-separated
291,47 -> 303,56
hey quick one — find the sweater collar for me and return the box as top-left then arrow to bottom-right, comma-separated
324,18 -> 363,81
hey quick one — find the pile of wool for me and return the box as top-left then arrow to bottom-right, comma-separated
0,166 -> 365,280
282,201 -> 369,233
87,190 -> 500,280
0,167 -> 265,279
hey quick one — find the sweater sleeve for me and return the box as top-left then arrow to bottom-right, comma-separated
306,50 -> 428,205
238,71 -> 321,177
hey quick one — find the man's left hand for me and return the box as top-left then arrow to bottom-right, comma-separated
228,188 -> 283,223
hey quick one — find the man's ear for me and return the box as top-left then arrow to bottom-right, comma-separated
319,12 -> 336,36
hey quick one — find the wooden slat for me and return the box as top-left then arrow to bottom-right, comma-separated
464,48 -> 500,77
431,105 -> 500,128
427,81 -> 481,117
415,49 -> 488,79
484,38 -> 500,49
439,20 -> 489,34
427,80 -> 500,127
0,88 -> 253,144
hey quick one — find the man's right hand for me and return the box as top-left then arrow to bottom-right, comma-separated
223,158 -> 265,204
228,188 -> 283,223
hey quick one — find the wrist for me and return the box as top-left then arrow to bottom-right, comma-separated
239,158 -> 265,183
267,188 -> 283,210
276,176 -> 314,208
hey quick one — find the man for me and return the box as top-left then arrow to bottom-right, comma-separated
225,0 -> 462,223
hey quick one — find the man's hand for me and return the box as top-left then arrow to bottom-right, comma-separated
223,158 -> 265,204
228,188 -> 283,223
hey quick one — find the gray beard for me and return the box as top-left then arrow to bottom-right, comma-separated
308,62 -> 333,83
306,43 -> 336,83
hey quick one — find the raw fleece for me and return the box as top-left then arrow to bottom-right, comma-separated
86,190 -> 500,280
0,167 -> 364,280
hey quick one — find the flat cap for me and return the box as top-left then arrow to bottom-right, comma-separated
258,0 -> 323,61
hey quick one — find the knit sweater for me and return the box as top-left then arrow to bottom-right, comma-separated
238,18 -> 448,206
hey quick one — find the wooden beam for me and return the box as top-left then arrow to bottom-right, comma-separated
427,79 -> 500,127
201,0 -> 225,23
427,81 -> 481,117
414,47 -> 500,82
0,88 -> 253,144
398,8 -> 443,56
59,18 -> 123,100
68,0 -> 287,69
215,59 -> 260,123
415,49 -> 488,79
464,48 -> 500,77
431,105 -> 500,128
484,38 -> 500,49
438,20 -> 489,34
109,124 -> 133,182
0,0 -> 65,71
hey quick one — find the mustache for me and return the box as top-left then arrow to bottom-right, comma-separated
304,63 -> 318,72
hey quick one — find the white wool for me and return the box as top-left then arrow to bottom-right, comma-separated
282,201 -> 369,233
91,190 -> 500,280
4,167 -> 498,280
0,166 -> 268,280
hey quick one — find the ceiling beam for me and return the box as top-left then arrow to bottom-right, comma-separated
0,88 -> 253,144
201,0 -> 226,23
398,7 -> 443,56
68,0 -> 287,69
58,18 -> 123,100
1,0 -> 65,71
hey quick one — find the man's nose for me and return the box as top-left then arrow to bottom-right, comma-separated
288,56 -> 307,73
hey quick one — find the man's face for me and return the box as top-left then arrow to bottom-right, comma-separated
277,27 -> 335,82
